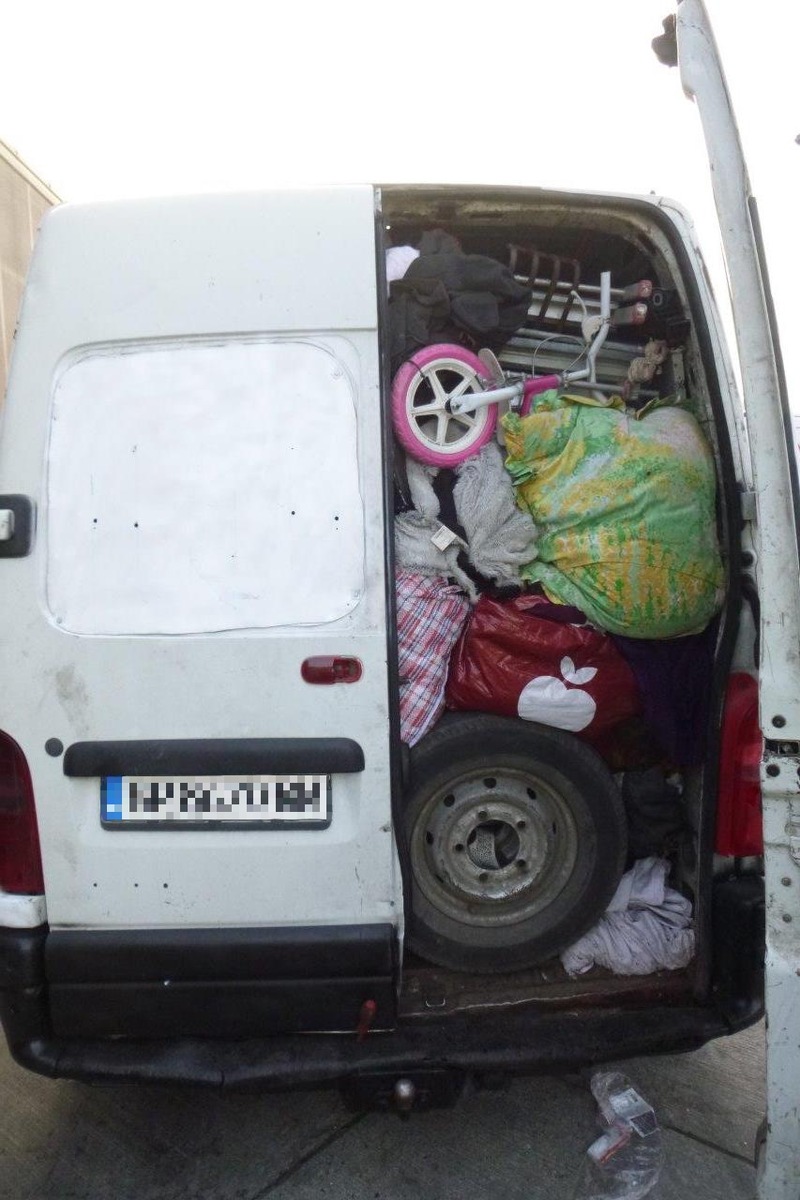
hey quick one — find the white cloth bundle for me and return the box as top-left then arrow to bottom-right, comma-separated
561,857 -> 695,977
453,441 -> 538,585
394,445 -> 538,600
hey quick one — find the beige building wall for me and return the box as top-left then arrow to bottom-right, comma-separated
0,140 -> 59,402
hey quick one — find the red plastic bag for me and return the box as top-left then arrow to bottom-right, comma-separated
446,593 -> 641,740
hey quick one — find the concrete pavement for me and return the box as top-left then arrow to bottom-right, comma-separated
0,1022 -> 763,1199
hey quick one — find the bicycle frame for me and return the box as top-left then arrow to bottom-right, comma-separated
448,272 -> 612,417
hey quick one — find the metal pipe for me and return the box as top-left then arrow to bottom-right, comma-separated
585,271 -> 612,383
449,382 -> 524,415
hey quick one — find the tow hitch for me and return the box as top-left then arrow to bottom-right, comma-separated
340,1069 -> 466,1114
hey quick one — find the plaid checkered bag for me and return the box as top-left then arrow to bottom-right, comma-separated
396,570 -> 470,746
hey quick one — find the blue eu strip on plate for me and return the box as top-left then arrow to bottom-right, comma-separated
101,776 -> 124,821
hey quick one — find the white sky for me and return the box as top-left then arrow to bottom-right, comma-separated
1,0 -> 797,401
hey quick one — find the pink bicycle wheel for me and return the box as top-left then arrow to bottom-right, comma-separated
391,344 -> 497,468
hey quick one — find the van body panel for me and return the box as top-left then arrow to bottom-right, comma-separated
0,186 -> 402,936
678,2 -> 800,728
0,894 -> 47,928
677,5 -> 800,1196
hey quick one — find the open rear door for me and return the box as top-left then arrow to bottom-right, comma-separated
672,5 -> 800,1196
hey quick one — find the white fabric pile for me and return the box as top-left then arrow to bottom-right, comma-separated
453,442 -> 538,584
395,458 -> 476,598
386,245 -> 420,294
394,445 -> 537,600
561,857 -> 695,977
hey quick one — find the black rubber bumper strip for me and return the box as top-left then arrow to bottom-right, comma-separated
63,738 -> 365,777
0,1000 -> 741,1091
46,924 -> 394,984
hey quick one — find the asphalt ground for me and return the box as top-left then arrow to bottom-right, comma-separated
0,1020 -> 763,1200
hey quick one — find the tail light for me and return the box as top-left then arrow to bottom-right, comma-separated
716,673 -> 763,856
301,656 -> 362,684
0,731 -> 44,893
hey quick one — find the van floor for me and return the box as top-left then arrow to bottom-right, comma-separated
399,955 -> 694,1020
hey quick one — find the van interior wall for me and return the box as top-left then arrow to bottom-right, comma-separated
380,187 -> 734,1016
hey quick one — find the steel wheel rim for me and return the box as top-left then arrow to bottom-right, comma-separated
404,358 -> 489,456
410,766 -> 580,929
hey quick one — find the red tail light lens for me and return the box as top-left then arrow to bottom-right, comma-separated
716,673 -> 763,857
0,731 -> 44,894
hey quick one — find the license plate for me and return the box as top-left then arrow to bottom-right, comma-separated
101,774 -> 330,828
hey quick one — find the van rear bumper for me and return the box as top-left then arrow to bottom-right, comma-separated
0,918 -> 762,1091
0,988 -> 747,1091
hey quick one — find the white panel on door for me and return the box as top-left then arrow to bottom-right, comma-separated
46,338 -> 364,635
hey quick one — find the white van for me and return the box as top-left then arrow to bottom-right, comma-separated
0,4 -> 797,1198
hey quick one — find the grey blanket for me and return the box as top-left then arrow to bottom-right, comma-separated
394,444 -> 537,598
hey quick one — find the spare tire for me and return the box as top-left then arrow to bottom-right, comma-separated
404,714 -> 627,973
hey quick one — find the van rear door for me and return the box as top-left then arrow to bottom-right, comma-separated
674,5 -> 800,1196
0,187 -> 401,1036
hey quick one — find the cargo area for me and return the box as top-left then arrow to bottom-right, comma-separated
378,185 -> 744,1022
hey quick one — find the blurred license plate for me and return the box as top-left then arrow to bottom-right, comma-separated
101,774 -> 330,827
